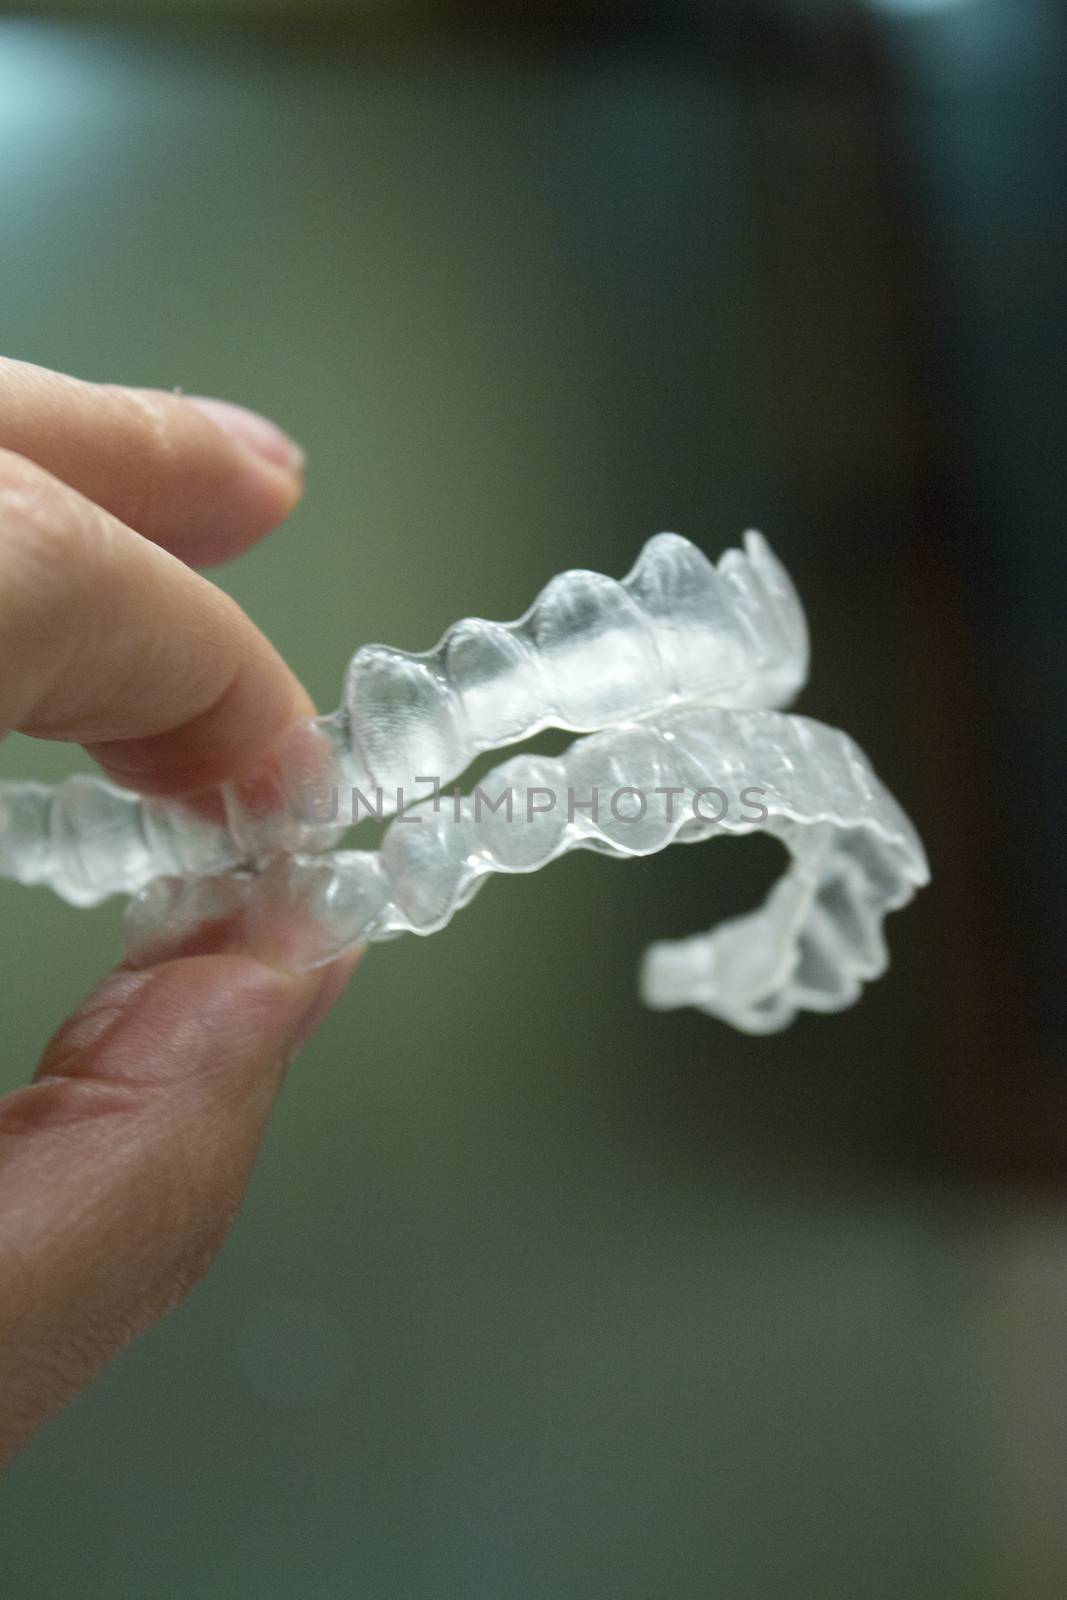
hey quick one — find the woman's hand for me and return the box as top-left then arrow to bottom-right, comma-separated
0,357 -> 359,1466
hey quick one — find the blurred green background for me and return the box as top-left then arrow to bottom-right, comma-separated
1,4 -> 1064,1597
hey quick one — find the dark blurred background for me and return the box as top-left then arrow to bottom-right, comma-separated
0,2 -> 1064,1596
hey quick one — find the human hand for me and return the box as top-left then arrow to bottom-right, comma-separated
0,358 -> 360,1466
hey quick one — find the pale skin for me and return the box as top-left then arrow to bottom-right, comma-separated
0,357 -> 361,1466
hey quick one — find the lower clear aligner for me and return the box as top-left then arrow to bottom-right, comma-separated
125,706 -> 929,1036
0,532 -> 928,1033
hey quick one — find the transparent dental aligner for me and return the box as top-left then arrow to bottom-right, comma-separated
337,528 -> 808,797
124,708 -> 930,1035
0,531 -> 807,907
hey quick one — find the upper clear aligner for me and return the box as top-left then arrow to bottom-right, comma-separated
0,531 -> 928,1033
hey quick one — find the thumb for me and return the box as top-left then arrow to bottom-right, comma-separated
0,943 -> 359,1466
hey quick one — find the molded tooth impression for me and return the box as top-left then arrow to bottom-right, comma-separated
0,531 -> 929,1032
340,527 -> 808,795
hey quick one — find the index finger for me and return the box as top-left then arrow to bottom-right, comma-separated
0,449 -> 312,795
0,356 -> 304,567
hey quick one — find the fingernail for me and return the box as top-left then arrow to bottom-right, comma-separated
185,395 -> 305,476
287,949 -> 363,1063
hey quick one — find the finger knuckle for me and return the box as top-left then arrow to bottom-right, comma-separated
102,387 -> 182,532
0,454 -> 102,614
0,445 -> 50,519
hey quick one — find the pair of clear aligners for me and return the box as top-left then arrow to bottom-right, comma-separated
0,532 -> 929,1032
